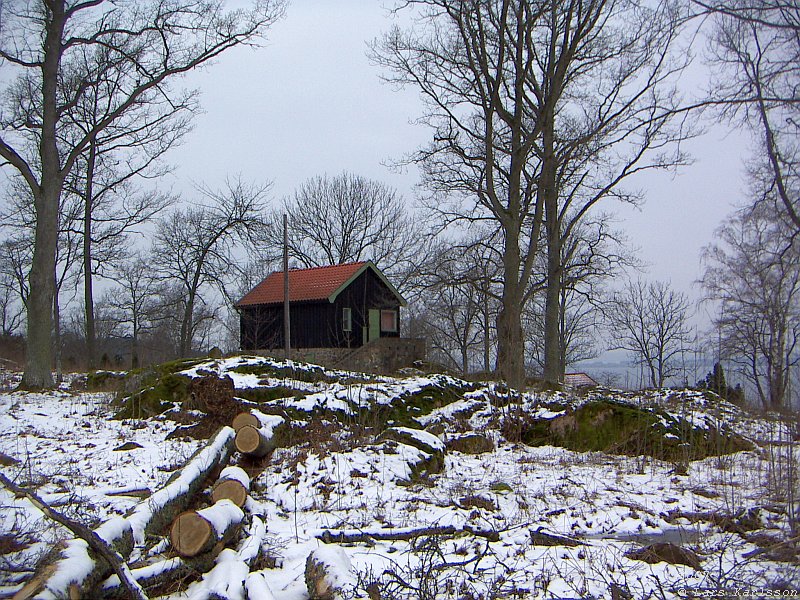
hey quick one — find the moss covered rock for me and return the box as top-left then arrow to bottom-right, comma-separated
380,426 -> 445,476
517,398 -> 752,461
112,358 -> 205,419
446,433 -> 494,455
85,370 -> 126,391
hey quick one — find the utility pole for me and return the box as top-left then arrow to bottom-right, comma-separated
283,214 -> 290,354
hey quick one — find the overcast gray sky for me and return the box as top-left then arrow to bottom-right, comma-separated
175,0 -> 753,321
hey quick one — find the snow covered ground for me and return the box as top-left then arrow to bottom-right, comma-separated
0,358 -> 797,599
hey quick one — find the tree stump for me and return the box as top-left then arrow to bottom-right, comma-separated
305,546 -> 355,600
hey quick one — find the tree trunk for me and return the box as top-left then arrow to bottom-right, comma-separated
53,274 -> 62,383
22,185 -> 58,391
181,262 -> 205,357
180,293 -> 194,358
169,500 -> 244,558
541,119 -> 562,386
542,244 -> 562,385
648,362 -> 658,389
235,424 -> 275,458
20,3 -> 67,390
482,290 -> 491,373
211,466 -> 250,508
496,226 -> 525,390
558,283 -> 567,378
131,304 -> 140,369
84,141 -> 97,370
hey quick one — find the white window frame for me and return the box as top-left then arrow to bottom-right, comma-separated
342,307 -> 352,332
380,309 -> 398,333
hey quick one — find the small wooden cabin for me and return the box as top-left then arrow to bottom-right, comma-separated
236,261 -> 407,351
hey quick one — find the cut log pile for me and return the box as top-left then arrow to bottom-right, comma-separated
12,426 -> 237,600
7,409 -> 291,600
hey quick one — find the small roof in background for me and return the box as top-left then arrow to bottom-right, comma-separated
236,260 -> 406,307
563,372 -> 598,388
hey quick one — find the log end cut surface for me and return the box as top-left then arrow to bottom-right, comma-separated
170,511 -> 212,557
211,479 -> 248,508
235,425 -> 263,455
232,412 -> 259,431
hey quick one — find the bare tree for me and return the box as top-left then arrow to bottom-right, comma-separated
524,0 -> 692,385
528,214 -> 634,378
698,0 -> 800,231
0,0 -> 286,389
374,0 -> 693,388
701,199 -> 800,410
373,1 -> 547,389
269,172 -> 423,293
415,231 -> 503,375
150,178 -> 270,358
605,279 -> 693,388
417,244 -> 487,374
107,252 -> 161,368
62,40 -> 191,368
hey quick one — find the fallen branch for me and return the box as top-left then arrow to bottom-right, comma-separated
1,472 -> 147,600
100,558 -> 193,600
528,527 -> 584,547
318,524 -> 500,544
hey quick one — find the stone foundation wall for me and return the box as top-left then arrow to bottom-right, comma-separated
253,338 -> 426,375
343,337 -> 426,374
257,347 -> 348,368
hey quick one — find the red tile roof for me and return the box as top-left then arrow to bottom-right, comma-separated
236,262 -> 368,307
564,373 -> 598,387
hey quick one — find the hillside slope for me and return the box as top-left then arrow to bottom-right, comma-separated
0,356 -> 796,599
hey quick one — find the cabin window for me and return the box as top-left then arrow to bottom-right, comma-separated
380,310 -> 397,332
342,307 -> 352,332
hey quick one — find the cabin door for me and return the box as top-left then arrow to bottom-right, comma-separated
365,309 -> 380,343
